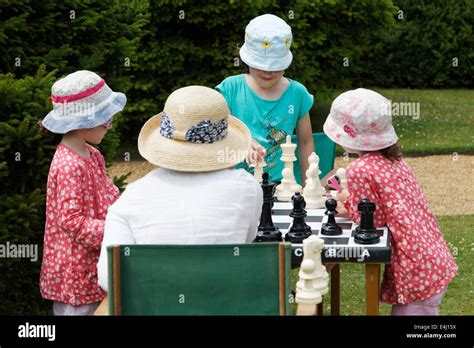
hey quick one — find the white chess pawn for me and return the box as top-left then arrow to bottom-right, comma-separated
253,160 -> 266,182
303,166 -> 326,209
296,235 -> 329,305
336,168 -> 348,190
276,168 -> 298,202
335,167 -> 350,202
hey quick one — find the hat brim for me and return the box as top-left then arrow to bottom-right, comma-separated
323,115 -> 398,152
42,92 -> 126,134
239,44 -> 292,71
138,113 -> 251,172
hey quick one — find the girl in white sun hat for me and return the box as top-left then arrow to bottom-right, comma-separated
39,70 -> 126,315
324,88 -> 457,316
216,14 -> 315,183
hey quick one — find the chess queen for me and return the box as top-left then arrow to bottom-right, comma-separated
323,88 -> 457,316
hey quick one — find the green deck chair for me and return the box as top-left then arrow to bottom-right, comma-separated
291,132 -> 336,185
107,243 -> 292,315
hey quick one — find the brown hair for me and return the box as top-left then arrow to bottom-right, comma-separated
36,120 -> 63,144
378,143 -> 402,162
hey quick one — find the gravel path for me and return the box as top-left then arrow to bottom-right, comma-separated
108,155 -> 474,216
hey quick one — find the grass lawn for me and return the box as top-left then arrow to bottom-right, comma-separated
291,215 -> 474,315
311,89 -> 474,156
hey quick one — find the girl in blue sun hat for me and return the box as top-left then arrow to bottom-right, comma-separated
39,70 -> 125,315
216,14 -> 315,183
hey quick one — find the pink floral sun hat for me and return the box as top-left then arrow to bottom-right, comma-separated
323,88 -> 398,151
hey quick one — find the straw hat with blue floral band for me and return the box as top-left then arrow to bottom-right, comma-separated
138,86 -> 251,172
42,70 -> 126,134
323,88 -> 398,151
239,14 -> 293,72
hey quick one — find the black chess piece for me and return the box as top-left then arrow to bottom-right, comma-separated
320,198 -> 343,236
354,198 -> 380,245
254,172 -> 282,242
284,192 -> 312,243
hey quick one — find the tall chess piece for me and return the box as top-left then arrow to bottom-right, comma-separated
296,235 -> 329,307
354,198 -> 380,244
276,135 -> 302,194
320,198 -> 343,236
254,172 -> 282,242
302,166 -> 326,209
284,192 -> 313,243
302,152 -> 326,209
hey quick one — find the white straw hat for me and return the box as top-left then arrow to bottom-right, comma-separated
138,86 -> 251,172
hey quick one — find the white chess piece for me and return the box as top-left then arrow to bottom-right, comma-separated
302,166 -> 326,209
295,235 -> 329,307
253,160 -> 266,182
336,168 -> 348,190
275,168 -> 297,202
335,167 -> 350,201
307,152 -> 321,176
277,135 -> 302,194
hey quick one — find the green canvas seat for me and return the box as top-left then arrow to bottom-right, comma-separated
291,132 -> 336,185
107,243 -> 292,315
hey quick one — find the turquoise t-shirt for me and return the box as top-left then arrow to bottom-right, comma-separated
216,74 -> 314,182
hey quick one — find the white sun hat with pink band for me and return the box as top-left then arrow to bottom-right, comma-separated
323,88 -> 398,151
42,70 -> 126,134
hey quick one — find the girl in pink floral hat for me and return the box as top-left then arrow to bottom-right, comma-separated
324,88 -> 457,315
39,70 -> 125,315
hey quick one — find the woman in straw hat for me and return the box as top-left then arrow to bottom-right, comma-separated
39,70 -> 126,315
97,86 -> 263,291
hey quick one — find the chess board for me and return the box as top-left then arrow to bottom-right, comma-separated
272,201 -> 392,267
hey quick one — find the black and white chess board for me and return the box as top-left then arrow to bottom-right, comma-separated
272,201 -> 392,267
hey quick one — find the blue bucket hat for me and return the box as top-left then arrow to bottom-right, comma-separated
239,14 -> 293,72
42,70 -> 126,134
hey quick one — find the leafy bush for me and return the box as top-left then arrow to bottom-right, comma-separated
0,66 -> 127,314
362,0 -> 473,88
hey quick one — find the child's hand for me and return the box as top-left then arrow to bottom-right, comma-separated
246,140 -> 266,167
335,200 -> 350,219
336,188 -> 350,202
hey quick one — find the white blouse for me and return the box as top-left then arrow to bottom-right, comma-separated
97,167 -> 263,290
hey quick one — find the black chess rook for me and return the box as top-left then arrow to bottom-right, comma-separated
354,198 -> 380,245
320,198 -> 343,236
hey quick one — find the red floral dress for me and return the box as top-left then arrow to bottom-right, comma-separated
343,152 -> 457,305
40,143 -> 120,306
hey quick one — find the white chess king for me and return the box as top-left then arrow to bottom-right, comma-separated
275,135 -> 301,200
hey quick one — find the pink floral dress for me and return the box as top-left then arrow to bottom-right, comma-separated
343,152 -> 457,305
40,143 -> 120,306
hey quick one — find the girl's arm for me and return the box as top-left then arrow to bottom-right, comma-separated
56,167 -> 107,249
342,166 -> 385,227
296,114 -> 314,184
